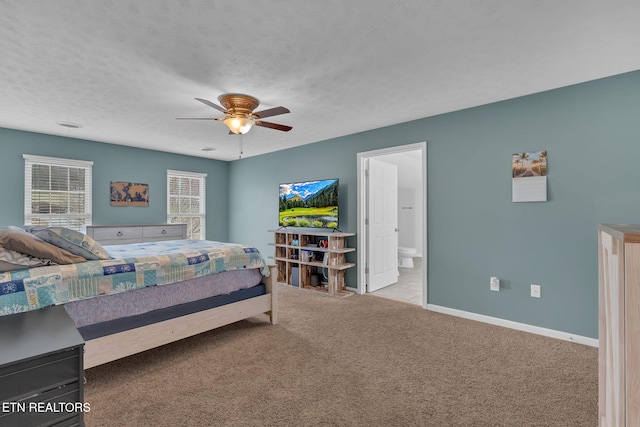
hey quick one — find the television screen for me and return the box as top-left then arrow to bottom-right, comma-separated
279,179 -> 339,228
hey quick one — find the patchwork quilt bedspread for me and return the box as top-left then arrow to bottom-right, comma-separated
0,240 -> 269,316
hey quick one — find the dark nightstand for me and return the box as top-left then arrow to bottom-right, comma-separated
0,305 -> 85,426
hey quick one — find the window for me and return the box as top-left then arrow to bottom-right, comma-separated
167,170 -> 207,239
23,154 -> 93,231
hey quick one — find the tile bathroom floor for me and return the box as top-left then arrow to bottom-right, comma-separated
370,257 -> 423,305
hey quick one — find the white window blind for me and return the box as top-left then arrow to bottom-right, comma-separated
23,154 -> 93,231
167,170 -> 207,240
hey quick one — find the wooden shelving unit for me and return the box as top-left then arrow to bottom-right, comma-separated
268,229 -> 355,296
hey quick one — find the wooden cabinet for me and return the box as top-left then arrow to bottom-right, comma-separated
598,224 -> 640,427
269,229 -> 355,296
84,223 -> 187,245
0,306 -> 85,427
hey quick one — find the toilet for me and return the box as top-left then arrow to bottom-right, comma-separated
398,247 -> 417,268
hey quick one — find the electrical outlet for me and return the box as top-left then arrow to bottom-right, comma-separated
490,277 -> 500,292
531,284 -> 541,298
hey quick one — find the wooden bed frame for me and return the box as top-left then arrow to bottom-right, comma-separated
83,265 -> 278,369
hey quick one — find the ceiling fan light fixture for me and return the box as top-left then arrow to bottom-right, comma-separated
224,116 -> 254,134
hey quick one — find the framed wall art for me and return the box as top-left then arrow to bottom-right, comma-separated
110,181 -> 149,207
512,150 -> 547,203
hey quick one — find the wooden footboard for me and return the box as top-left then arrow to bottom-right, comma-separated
84,265 -> 278,369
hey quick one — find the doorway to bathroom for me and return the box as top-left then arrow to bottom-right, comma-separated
356,142 -> 427,307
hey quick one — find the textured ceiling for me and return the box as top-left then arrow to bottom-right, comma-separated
1,1 -> 639,161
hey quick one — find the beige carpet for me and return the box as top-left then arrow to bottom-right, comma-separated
84,284 -> 598,426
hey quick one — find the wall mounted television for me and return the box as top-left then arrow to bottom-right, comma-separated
279,179 -> 339,228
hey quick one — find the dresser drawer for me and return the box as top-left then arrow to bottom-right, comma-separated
0,382 -> 82,427
143,224 -> 185,240
91,226 -> 143,243
0,347 -> 81,401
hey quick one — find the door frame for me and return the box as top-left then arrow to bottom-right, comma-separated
355,141 -> 428,308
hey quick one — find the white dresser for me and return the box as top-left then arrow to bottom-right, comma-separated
84,224 -> 187,245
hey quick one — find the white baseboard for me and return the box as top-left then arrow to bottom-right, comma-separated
426,304 -> 598,347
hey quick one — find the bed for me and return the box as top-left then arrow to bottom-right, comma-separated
0,226 -> 277,369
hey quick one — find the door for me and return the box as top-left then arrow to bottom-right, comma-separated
367,157 -> 398,292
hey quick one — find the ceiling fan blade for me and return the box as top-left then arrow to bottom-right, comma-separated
195,98 -> 227,113
255,120 -> 292,132
253,106 -> 290,119
176,117 -> 216,120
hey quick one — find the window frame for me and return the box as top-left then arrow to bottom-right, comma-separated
23,154 -> 93,231
166,169 -> 207,240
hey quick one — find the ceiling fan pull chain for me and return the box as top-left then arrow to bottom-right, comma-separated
239,134 -> 244,159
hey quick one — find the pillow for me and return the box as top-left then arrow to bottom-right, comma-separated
0,226 -> 86,264
33,227 -> 112,260
0,246 -> 51,273
0,246 -> 53,272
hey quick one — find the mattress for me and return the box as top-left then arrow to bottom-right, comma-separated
0,240 -> 269,316
73,282 -> 267,340
65,268 -> 263,327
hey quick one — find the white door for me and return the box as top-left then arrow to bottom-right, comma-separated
367,158 -> 398,292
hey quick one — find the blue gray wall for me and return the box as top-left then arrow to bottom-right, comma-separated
1,71 -> 638,338
0,129 -> 230,241
229,70 -> 640,339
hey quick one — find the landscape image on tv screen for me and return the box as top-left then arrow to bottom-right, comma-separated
279,179 -> 339,228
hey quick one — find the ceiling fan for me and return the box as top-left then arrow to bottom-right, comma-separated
177,93 -> 292,135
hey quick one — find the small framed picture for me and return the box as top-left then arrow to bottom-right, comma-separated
110,181 -> 149,207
